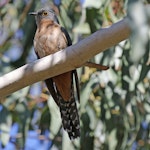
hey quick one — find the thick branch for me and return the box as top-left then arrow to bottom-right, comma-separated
0,18 -> 130,99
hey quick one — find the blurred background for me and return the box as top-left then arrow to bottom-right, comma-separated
0,0 -> 150,149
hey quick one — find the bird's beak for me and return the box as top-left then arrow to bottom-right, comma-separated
28,12 -> 37,16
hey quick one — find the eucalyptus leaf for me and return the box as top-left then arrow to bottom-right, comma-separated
80,79 -> 96,111
0,105 -> 12,146
86,105 -> 98,130
82,0 -> 102,9
108,129 -> 117,150
47,97 -> 61,139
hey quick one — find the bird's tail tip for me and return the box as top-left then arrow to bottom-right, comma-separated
66,123 -> 80,140
59,98 -> 80,140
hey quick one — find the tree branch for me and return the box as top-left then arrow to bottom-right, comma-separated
0,18 -> 130,99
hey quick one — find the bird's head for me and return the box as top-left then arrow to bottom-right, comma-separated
29,8 -> 59,26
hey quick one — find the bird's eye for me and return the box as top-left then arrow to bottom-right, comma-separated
43,11 -> 48,16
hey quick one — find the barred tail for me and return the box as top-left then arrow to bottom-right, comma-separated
59,98 -> 80,139
45,71 -> 80,139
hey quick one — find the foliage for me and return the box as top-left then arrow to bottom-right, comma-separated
0,0 -> 150,149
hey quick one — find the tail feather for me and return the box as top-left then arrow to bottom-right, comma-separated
45,71 -> 80,139
59,97 -> 80,139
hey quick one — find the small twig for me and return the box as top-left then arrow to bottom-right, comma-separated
83,62 -> 109,70
19,0 -> 34,28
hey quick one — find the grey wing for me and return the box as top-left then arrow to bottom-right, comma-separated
61,27 -> 72,46
35,51 -> 59,105
45,78 -> 59,106
73,70 -> 80,102
61,27 -> 80,102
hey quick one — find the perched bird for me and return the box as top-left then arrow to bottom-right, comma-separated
29,8 -> 80,139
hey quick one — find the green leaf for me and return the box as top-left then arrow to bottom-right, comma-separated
82,0 -> 102,9
73,23 -> 90,34
86,105 -> 98,130
47,97 -> 61,139
0,105 -> 12,146
108,129 -> 117,150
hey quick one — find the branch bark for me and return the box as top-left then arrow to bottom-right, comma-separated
0,18 -> 130,99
